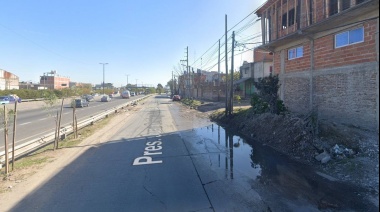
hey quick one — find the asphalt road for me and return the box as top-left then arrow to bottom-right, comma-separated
6,95 -> 269,211
3,95 -> 376,211
0,95 -> 144,152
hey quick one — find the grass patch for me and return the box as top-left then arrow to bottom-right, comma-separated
181,98 -> 202,109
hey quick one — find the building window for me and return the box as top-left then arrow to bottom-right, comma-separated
335,27 -> 364,48
288,8 -> 295,26
288,46 -> 303,60
282,13 -> 287,29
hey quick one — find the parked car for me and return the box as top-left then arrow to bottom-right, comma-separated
101,95 -> 112,102
71,99 -> 89,108
172,95 -> 181,101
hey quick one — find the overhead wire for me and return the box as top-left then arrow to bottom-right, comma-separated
190,9 -> 262,72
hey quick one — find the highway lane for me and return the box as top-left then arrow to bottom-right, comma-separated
0,95 -> 145,152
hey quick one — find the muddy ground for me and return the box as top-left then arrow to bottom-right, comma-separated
190,100 -> 379,208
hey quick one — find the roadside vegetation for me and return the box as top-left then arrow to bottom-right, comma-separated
181,98 -> 202,109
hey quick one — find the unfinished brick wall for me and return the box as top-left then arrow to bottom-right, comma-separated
314,63 -> 377,130
285,41 -> 312,73
314,20 -> 377,69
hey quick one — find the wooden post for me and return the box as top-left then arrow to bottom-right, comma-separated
73,105 -> 76,138
287,0 -> 289,34
54,110 -> 58,150
11,101 -> 18,171
3,105 -> 9,174
56,98 -> 64,149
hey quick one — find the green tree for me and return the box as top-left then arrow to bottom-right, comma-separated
253,74 -> 286,114
156,83 -> 164,94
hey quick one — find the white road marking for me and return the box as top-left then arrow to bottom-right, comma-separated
20,122 -> 32,126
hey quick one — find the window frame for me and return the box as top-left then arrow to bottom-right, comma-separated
335,27 -> 364,49
288,46 -> 304,60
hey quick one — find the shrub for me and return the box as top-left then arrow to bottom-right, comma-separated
250,93 -> 269,114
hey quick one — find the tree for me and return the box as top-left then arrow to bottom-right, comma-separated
224,70 -> 240,81
156,83 -> 164,94
253,74 -> 285,114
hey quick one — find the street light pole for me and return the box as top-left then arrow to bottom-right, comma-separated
125,74 -> 129,88
99,63 -> 108,95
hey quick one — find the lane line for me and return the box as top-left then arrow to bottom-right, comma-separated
19,122 -> 32,126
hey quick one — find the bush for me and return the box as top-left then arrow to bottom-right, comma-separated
250,93 -> 269,114
234,95 -> 241,103
250,93 -> 287,115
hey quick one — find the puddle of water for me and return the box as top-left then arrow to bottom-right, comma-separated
184,124 -> 377,212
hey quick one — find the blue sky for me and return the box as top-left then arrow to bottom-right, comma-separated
0,0 -> 266,88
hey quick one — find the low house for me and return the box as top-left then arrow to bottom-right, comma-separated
235,49 -> 274,99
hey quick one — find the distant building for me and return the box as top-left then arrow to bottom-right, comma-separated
235,48 -> 274,99
70,82 -> 93,89
0,69 -> 19,90
39,71 -> 70,90
19,81 -> 36,90
94,83 -> 114,90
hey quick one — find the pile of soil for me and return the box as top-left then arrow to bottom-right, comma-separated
193,101 -> 379,206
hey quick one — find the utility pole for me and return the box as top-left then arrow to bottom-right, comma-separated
218,39 -> 220,86
230,31 -> 235,116
172,71 -> 174,96
180,46 -> 189,98
225,14 -> 229,117
125,74 -> 129,89
186,46 -> 190,98
99,63 -> 108,95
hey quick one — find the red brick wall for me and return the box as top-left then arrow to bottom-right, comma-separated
273,52 -> 281,75
285,41 -> 311,73
254,49 -> 273,62
314,20 -> 377,69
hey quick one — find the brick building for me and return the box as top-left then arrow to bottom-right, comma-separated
40,71 -> 70,90
0,69 -> 19,90
256,0 -> 379,132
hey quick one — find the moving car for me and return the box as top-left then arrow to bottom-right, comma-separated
101,95 -> 112,102
71,99 -> 89,108
121,90 -> 131,99
130,92 -> 135,96
83,95 -> 94,102
172,95 -> 181,101
0,95 -> 22,104
0,96 -> 10,105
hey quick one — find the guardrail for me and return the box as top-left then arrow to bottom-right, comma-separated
20,98 -> 45,102
0,95 -> 151,166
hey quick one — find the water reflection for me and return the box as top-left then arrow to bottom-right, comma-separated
194,124 -> 262,181
188,124 -> 375,211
